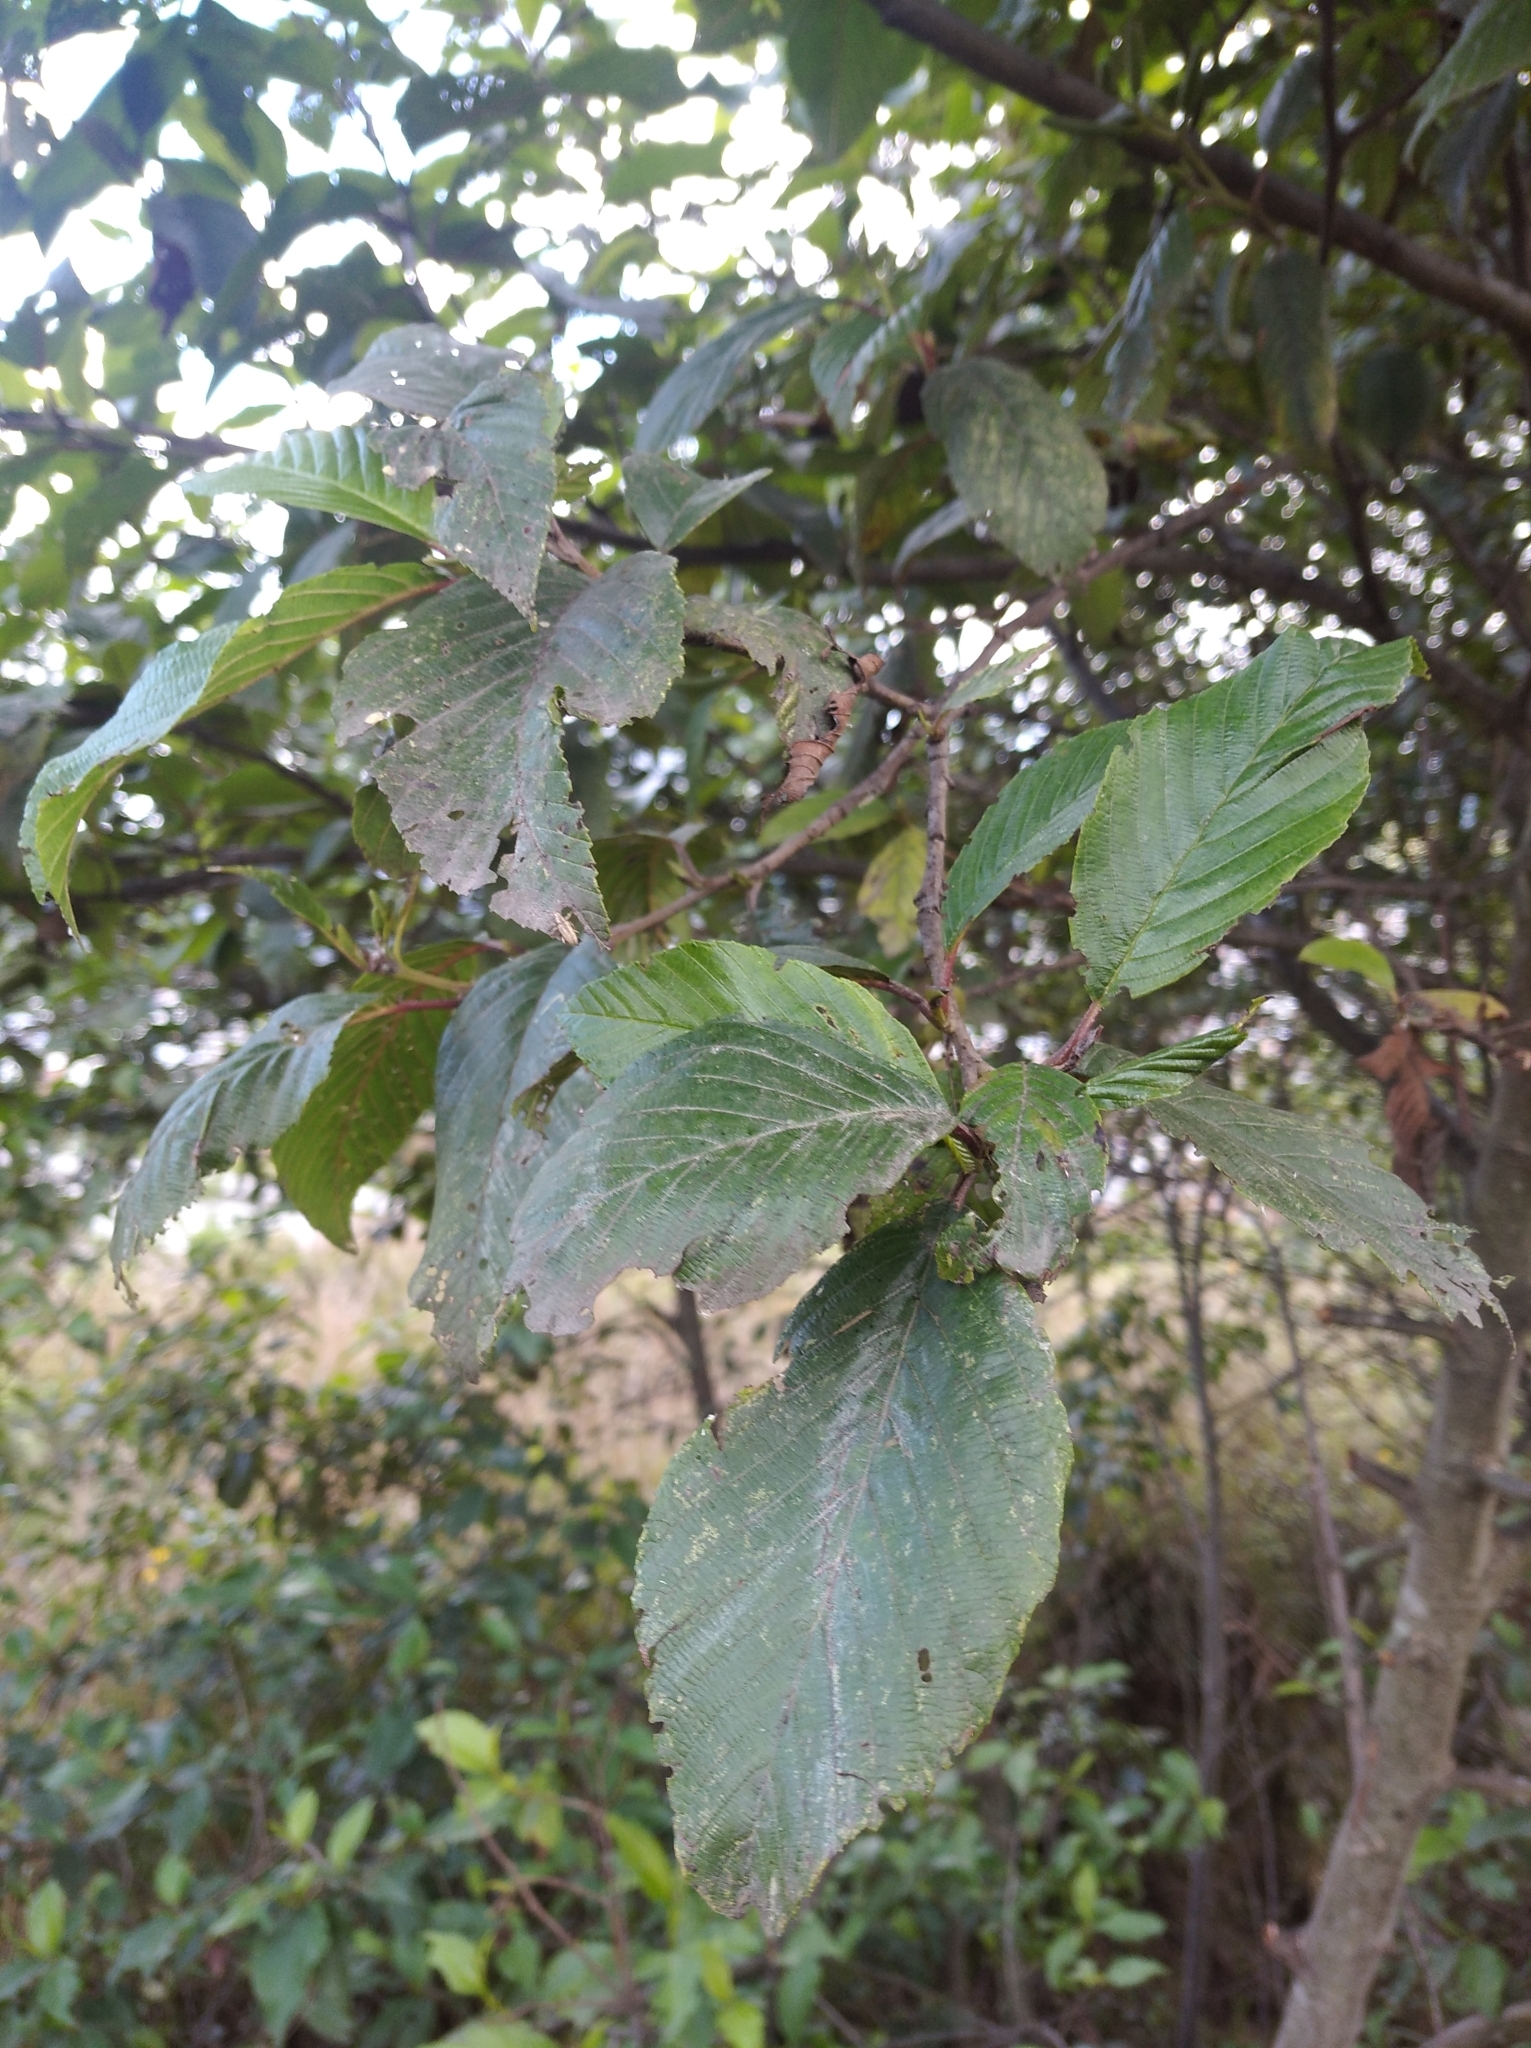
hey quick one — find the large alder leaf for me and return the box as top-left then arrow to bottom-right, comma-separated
409,946 -> 572,1370
112,992 -> 370,1279
963,1063 -> 1101,1280
634,1212 -> 1071,1931
1153,1081 -> 1493,1324
271,945 -> 483,1248
623,453 -> 772,551
378,368 -> 561,622
564,939 -> 921,1082
943,725 -> 1134,947
635,298 -> 807,454
921,359 -> 1107,576
328,323 -> 516,418
336,567 -> 611,942
506,1019 -> 954,1334
183,427 -> 438,542
1070,631 -> 1420,1000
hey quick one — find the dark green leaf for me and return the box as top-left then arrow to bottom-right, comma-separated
634,1211 -> 1071,1930
623,454 -> 772,551
1250,251 -> 1337,452
1410,0 -> 1531,144
534,552 -> 685,723
634,298 -> 807,454
684,597 -> 854,753
352,784 -> 420,878
250,1904 -> 330,2045
963,1063 -> 1101,1279
506,1018 -> 953,1333
1104,210 -> 1195,422
1257,48 -> 1322,153
783,0 -> 920,160
1349,346 -> 1438,459
922,359 -> 1107,576
943,726 -> 1134,947
328,322 -> 518,418
1083,1027 -> 1246,1111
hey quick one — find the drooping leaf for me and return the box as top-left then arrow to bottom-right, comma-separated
532,552 -> 685,724
921,359 -> 1107,576
684,597 -> 856,757
183,427 -> 438,542
1250,251 -> 1337,453
1152,1081 -> 1494,1324
1082,1026 -> 1246,1111
507,1018 -> 954,1333
112,992 -> 370,1279
378,367 -> 561,623
1070,631 -> 1421,1001
564,939 -> 920,1082
891,497 -> 973,577
328,322 -> 516,418
943,725 -> 1134,948
1298,935 -> 1397,995
336,567 -> 609,942
409,946 -> 568,1370
272,946 -> 483,1248
635,297 -> 807,455
623,454 -> 773,550
782,0 -> 920,160
1104,210 -> 1196,422
634,1211 -> 1071,1930
856,825 -> 926,956
1409,0 -> 1531,146
963,1063 -> 1102,1280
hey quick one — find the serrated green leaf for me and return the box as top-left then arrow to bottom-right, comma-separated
378,367 -> 561,622
336,568 -> 609,943
623,454 -> 773,550
783,0 -> 920,159
112,992 -> 370,1279
1153,1080 -> 1493,1322
1410,0 -> 1531,146
963,1063 -> 1101,1280
1298,935 -> 1397,994
507,1018 -> 953,1334
635,297 -> 807,455
943,725 -> 1133,947
634,1210 -> 1070,1931
857,825 -> 925,955
184,426 -> 438,541
272,946 -> 482,1248
564,939 -> 920,1082
532,551 -> 685,723
922,359 -> 1107,576
684,597 -> 853,750
328,322 -> 517,418
1250,251 -> 1337,452
21,563 -> 437,931
410,946 -> 595,1369
1070,631 -> 1420,1001
1105,210 -> 1195,422
1083,1027 -> 1246,1110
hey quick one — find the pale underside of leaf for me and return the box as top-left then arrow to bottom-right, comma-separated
634,1211 -> 1072,1932
622,454 -> 772,551
1153,1080 -> 1492,1324
112,992 -> 369,1279
183,427 -> 438,542
942,725 -> 1132,947
328,323 -> 516,418
921,358 -> 1107,577
506,1018 -> 954,1334
962,1063 -> 1102,1280
564,939 -> 923,1082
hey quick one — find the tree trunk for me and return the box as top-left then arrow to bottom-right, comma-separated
1274,838 -> 1531,2048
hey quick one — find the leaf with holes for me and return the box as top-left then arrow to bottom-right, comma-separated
1152,1079 -> 1493,1323
623,454 -> 773,551
922,359 -> 1107,576
378,367 -> 561,623
634,1209 -> 1070,1931
963,1063 -> 1102,1280
112,992 -> 370,1280
684,597 -> 856,788
564,939 -> 920,1082
271,946 -> 484,1249
533,551 -> 685,723
506,1017 -> 953,1333
635,298 -> 807,454
1070,631 -> 1420,1001
328,323 -> 518,419
943,725 -> 1133,948
183,427 -> 438,541
336,567 -> 611,942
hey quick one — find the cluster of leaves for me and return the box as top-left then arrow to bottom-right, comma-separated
0,1266 -> 1217,2047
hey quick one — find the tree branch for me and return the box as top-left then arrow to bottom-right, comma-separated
867,0 -> 1531,343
